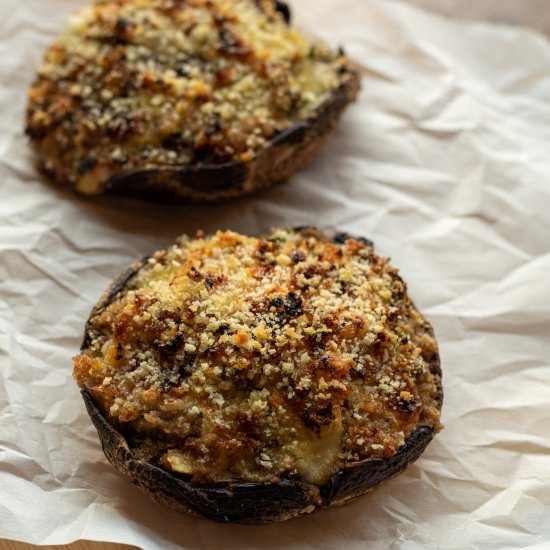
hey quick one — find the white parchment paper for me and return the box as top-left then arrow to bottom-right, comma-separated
1,1 -> 550,548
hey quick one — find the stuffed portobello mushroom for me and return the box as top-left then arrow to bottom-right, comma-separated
26,0 -> 360,201
74,228 -> 443,523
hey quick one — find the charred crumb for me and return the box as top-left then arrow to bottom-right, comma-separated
393,394 -> 422,414
115,342 -> 123,361
302,404 -> 335,433
204,118 -> 223,137
78,158 -> 97,174
158,331 -> 185,353
114,17 -> 133,43
205,275 -> 216,288
333,232 -> 374,248
215,323 -> 229,335
274,1 -> 291,24
284,292 -> 302,317
162,133 -> 185,149
292,250 -> 305,264
218,27 -> 251,57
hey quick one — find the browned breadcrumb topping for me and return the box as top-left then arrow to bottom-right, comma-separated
74,228 -> 441,485
26,0 -> 353,195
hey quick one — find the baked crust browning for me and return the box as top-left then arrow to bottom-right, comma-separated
74,228 -> 442,523
26,0 -> 360,200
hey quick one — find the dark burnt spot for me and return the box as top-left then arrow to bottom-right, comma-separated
188,266 -> 203,282
322,315 -> 338,332
105,113 -> 135,140
333,233 -> 374,248
25,118 -> 47,140
333,232 -> 350,245
78,157 -> 96,175
214,13 -> 231,26
206,272 -> 226,289
218,28 -> 252,57
390,272 -> 407,300
206,344 -> 225,361
160,351 -> 196,391
293,385 -> 310,398
393,395 -> 422,414
338,64 -> 350,76
162,132 -> 184,149
352,317 -> 366,333
115,18 -> 130,34
292,250 -> 305,264
269,293 -> 303,322
371,331 -> 390,352
338,281 -> 350,295
175,65 -> 190,78
274,1 -> 291,24
176,352 -> 197,379
101,18 -> 134,45
204,118 -> 223,137
284,292 -> 302,318
254,0 -> 291,23
216,323 -> 229,335
115,342 -> 123,361
387,308 -> 399,322
257,240 -> 271,254
352,364 -> 366,379
236,413 -> 260,439
158,309 -> 180,323
302,403 -> 334,433
303,266 -> 316,279
305,332 -> 327,352
356,237 -> 374,247
158,331 -> 185,353
250,297 -> 269,314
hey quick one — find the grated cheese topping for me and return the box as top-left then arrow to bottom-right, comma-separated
26,0 -> 354,195
74,228 -> 442,484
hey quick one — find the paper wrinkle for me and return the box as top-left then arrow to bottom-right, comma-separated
1,0 -> 550,548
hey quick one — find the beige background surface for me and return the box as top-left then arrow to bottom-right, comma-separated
407,0 -> 550,33
2,1 -> 546,549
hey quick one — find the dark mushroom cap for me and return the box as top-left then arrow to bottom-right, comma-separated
76,229 -> 442,523
26,0 -> 360,201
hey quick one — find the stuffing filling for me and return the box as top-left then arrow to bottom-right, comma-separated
74,228 -> 442,484
26,0 -> 353,194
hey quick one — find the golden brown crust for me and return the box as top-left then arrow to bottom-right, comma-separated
74,228 -> 442,488
76,228 -> 442,523
26,0 -> 360,199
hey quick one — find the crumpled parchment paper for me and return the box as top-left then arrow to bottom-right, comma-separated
1,1 -> 549,548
